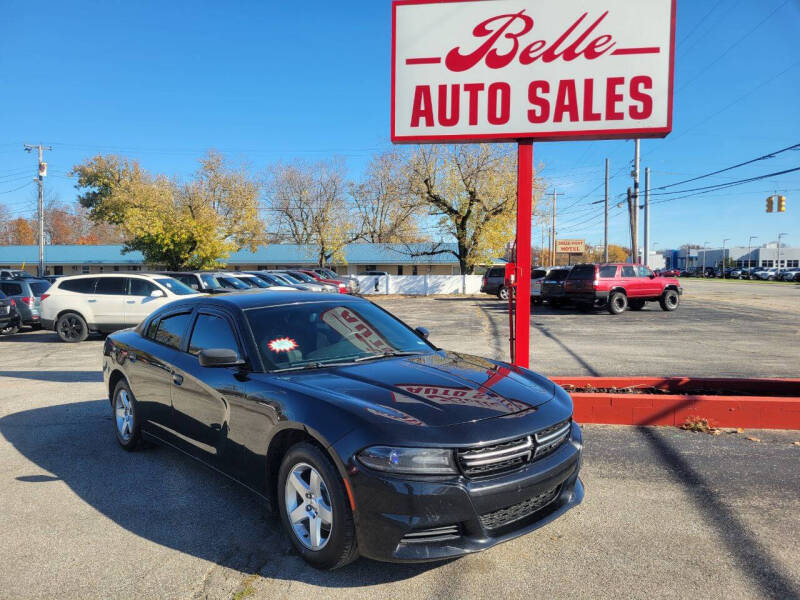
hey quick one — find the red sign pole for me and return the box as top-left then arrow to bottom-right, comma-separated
514,140 -> 533,369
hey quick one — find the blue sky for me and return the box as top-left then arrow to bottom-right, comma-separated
1,0 -> 798,251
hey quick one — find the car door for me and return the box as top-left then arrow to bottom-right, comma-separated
125,277 -> 168,326
126,310 -> 194,432
620,265 -> 641,297
637,265 -> 661,296
91,277 -> 128,327
168,309 -> 247,468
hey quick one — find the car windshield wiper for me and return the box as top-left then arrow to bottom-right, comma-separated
352,350 -> 425,363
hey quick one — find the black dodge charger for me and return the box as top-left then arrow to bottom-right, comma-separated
103,291 -> 583,569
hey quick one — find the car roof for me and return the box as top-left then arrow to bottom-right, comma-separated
178,289 -> 359,310
55,273 -> 162,281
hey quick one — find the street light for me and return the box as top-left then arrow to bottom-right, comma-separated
702,241 -> 709,277
747,236 -> 758,273
777,233 -> 788,274
721,238 -> 730,278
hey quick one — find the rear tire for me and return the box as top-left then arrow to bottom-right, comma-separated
629,299 -> 646,311
497,287 -> 509,301
113,379 -> 141,451
278,442 -> 358,570
56,312 -> 88,343
608,291 -> 627,315
659,289 -> 680,311
1,324 -> 20,335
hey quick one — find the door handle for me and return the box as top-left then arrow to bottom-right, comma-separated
172,373 -> 184,386
88,299 -> 97,303
126,300 -> 136,304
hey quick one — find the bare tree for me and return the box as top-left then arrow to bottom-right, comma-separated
406,144 -> 533,274
351,151 -> 423,244
265,158 -> 362,266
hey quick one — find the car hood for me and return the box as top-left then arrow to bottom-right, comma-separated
269,352 -> 556,428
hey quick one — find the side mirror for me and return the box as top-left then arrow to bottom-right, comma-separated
415,326 -> 430,339
150,289 -> 165,298
198,348 -> 245,368
649,273 -> 656,279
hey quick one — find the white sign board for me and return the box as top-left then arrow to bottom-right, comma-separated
556,239 -> 586,254
392,0 -> 675,143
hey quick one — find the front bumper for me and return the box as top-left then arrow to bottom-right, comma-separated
344,422 -> 583,562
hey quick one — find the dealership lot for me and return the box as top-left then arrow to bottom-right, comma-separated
1,279 -> 799,599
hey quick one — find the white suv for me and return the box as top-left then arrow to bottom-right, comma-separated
40,273 -> 200,342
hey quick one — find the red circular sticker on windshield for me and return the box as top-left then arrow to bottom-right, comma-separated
268,337 -> 298,353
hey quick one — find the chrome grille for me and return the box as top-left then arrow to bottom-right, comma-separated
479,484 -> 561,530
457,419 -> 571,478
400,524 -> 461,544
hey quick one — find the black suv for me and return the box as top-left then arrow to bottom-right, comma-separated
541,267 -> 572,306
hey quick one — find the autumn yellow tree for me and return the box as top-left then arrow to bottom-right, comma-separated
71,151 -> 264,269
405,144 -> 537,274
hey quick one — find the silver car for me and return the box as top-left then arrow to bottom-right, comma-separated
0,278 -> 50,328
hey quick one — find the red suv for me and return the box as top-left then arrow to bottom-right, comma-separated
564,263 -> 682,314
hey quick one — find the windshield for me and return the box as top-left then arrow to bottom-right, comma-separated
247,301 -> 434,370
289,271 -> 316,283
199,273 -> 223,289
218,276 -> 250,289
238,275 -> 269,288
154,278 -> 197,295
318,268 -> 338,279
275,272 -> 301,284
548,270 -> 570,282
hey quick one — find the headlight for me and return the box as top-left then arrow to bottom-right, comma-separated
357,446 -> 457,474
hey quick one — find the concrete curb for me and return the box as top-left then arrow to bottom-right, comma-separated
551,376 -> 800,430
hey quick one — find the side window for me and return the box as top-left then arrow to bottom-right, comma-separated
94,277 -> 127,295
146,317 -> 159,340
598,266 -> 617,278
0,282 -> 23,295
128,278 -> 158,297
621,266 -> 636,278
188,314 -> 240,357
154,312 -> 192,349
176,275 -> 199,289
59,278 -> 98,294
637,266 -> 653,278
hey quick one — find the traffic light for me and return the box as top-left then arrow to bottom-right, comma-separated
777,195 -> 786,212
766,196 -> 773,212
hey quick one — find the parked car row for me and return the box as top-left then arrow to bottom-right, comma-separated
481,263 -> 682,315
675,266 -> 800,281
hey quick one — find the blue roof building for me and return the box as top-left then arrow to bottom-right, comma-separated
0,243 -> 461,276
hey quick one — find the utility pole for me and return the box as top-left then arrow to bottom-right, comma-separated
777,233 -> 788,273
747,235 -> 758,272
604,158 -> 609,262
702,241 -> 709,276
24,143 -> 52,277
644,167 -> 650,267
627,187 -> 635,261
632,139 -> 640,264
551,191 -> 557,265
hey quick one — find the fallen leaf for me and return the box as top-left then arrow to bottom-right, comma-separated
711,429 -> 722,436
746,436 -> 761,443
793,441 -> 800,447
736,427 -> 744,434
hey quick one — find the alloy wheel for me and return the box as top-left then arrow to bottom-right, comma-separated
284,462 -> 333,551
59,316 -> 82,341
115,388 -> 134,442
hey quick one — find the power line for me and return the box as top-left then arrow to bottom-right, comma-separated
0,181 -> 33,195
647,165 -> 800,197
649,143 -> 800,191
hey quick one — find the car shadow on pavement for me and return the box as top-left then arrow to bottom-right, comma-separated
0,400 -> 445,589
635,417 -> 799,600
0,370 -> 103,383
0,330 -> 61,343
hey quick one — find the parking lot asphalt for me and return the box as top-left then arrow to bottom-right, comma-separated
373,278 -> 800,378
1,280 -> 799,599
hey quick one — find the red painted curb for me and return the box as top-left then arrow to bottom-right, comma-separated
551,377 -> 800,430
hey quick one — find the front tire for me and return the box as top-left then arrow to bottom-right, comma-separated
659,289 -> 680,311
497,286 -> 509,301
608,291 -> 628,314
56,312 -> 88,343
278,442 -> 358,570
113,379 -> 141,451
